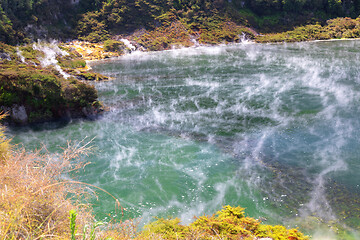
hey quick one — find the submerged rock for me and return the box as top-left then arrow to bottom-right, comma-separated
82,105 -> 103,119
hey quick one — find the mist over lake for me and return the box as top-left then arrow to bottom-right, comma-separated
10,40 -> 360,238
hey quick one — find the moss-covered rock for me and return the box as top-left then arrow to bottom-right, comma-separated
0,43 -> 104,124
103,39 -> 126,53
0,65 -> 102,124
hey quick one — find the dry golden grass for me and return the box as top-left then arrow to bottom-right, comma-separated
0,140 -> 96,239
0,114 -> 138,240
0,114 -> 10,163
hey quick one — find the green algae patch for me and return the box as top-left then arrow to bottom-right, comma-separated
139,206 -> 309,240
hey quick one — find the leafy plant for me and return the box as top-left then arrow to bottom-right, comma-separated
83,221 -> 105,240
70,210 -> 78,240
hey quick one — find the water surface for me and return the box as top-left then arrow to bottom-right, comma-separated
10,40 -> 360,238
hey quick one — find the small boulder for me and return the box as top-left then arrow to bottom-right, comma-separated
11,105 -> 28,124
0,52 -> 11,61
82,106 -> 98,119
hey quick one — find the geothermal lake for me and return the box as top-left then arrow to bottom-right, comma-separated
10,40 -> 360,238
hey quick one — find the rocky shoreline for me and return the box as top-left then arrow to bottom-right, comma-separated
0,42 -> 107,125
64,17 -> 360,61
2,16 -> 360,125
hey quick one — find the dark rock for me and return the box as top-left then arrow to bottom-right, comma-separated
11,105 -> 28,124
0,53 -> 11,61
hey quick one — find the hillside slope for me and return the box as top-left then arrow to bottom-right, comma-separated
1,0 -> 360,44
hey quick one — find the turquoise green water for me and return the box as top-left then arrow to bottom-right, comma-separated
10,40 -> 360,238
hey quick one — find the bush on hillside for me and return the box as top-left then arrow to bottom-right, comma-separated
256,17 -> 360,43
103,39 -> 125,53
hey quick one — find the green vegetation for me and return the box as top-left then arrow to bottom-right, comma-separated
103,39 -> 126,53
2,0 -> 360,45
71,0 -> 360,49
0,42 -> 104,124
139,206 -> 309,240
0,63 -> 100,123
132,16 -> 194,51
256,17 -> 360,43
0,0 -> 77,44
77,71 -> 109,81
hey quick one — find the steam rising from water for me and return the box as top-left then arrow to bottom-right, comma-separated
120,39 -> 136,52
33,40 -> 70,78
10,40 -> 360,238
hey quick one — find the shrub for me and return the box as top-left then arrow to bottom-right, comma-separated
103,40 -> 125,53
0,125 -> 94,239
138,206 -> 309,240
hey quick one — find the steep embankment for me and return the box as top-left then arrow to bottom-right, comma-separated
3,0 -> 360,46
0,42 -> 108,124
